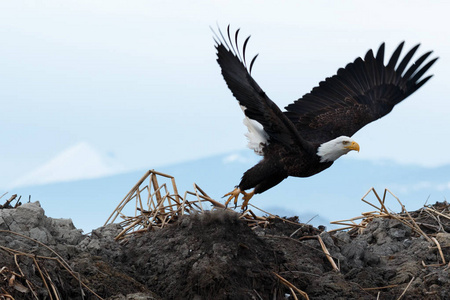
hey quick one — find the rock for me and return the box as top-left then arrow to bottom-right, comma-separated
49,218 -> 84,244
2,201 -> 450,299
0,201 -> 83,246
436,232 -> 450,246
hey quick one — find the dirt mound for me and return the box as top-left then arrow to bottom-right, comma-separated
119,211 -> 281,298
2,201 -> 450,299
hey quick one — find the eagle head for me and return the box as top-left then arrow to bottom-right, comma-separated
317,136 -> 360,163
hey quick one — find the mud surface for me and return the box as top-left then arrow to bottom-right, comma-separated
1,201 -> 450,299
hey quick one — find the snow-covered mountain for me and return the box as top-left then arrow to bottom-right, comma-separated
9,142 -> 124,188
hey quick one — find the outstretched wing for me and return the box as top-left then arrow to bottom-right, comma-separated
284,43 -> 438,144
214,26 -> 314,154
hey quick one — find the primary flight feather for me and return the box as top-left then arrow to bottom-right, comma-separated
214,25 -> 438,209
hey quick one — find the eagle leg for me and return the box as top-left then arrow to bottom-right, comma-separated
241,189 -> 255,210
223,187 -> 242,208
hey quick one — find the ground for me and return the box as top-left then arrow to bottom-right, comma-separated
1,201 -> 450,299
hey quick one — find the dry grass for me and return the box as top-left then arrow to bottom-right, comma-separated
104,169 -> 230,240
1,169 -> 313,298
102,169 -> 345,298
0,230 -> 103,300
330,188 -> 433,241
273,272 -> 310,300
331,187 -> 450,268
104,169 -> 307,240
5,172 -> 449,299
104,170 -> 340,278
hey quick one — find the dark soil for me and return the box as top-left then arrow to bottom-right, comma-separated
1,201 -> 450,299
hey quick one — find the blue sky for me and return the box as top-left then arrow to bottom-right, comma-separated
1,1 -> 449,189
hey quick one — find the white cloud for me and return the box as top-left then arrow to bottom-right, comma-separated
222,153 -> 253,164
437,182 -> 450,192
10,142 -> 124,188
390,181 -> 450,195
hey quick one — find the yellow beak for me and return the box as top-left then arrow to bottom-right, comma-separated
345,141 -> 360,152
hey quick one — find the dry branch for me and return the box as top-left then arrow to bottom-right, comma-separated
273,272 -> 309,300
317,235 -> 340,272
396,276 -> 415,300
105,170 -> 298,240
331,188 -> 434,242
0,230 -> 103,299
431,237 -> 446,265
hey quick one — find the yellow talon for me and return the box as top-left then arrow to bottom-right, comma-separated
223,187 -> 241,208
241,190 -> 255,210
223,188 -> 255,209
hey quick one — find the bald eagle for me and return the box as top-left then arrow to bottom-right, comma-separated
214,26 -> 438,209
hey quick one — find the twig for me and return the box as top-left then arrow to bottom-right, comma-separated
426,207 -> 450,221
267,235 -> 341,271
304,214 -> 318,225
32,257 -> 53,300
248,204 -> 303,227
0,230 -> 72,272
289,287 -> 298,300
390,190 -> 431,242
273,272 -> 309,300
2,237 -> 103,299
253,289 -> 263,300
396,276 -> 415,300
363,284 -> 398,290
330,188 -> 434,243
317,235 -> 339,272
14,254 -> 39,300
431,237 -> 446,264
106,169 -> 306,240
